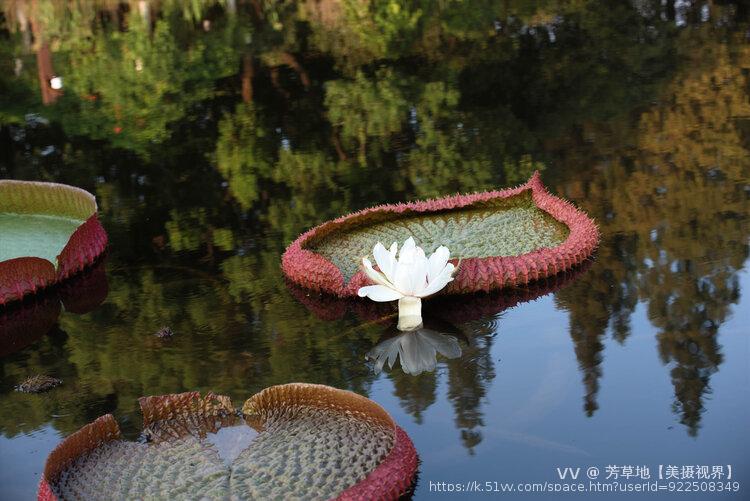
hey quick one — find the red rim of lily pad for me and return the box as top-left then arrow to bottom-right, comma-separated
0,180 -> 108,306
38,383 -> 418,501
282,171 -> 599,296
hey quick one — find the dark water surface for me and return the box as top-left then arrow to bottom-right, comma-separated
1,1 -> 749,499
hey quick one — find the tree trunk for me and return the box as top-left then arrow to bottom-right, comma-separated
242,54 -> 254,103
30,2 -> 62,106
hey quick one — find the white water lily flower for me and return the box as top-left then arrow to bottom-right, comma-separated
357,237 -> 456,331
366,328 -> 462,376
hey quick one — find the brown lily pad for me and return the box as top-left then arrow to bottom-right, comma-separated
38,384 -> 418,501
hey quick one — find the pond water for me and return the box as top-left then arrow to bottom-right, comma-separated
1,1 -> 749,499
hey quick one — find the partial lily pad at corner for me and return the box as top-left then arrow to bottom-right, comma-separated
0,180 -> 108,306
39,384 -> 418,501
282,172 -> 599,297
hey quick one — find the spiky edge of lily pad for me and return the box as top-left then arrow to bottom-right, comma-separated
38,384 -> 418,501
281,171 -> 600,297
0,180 -> 108,306
243,383 -> 419,501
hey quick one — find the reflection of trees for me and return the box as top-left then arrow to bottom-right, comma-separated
445,320 -> 495,454
56,8 -> 239,155
554,230 -> 639,416
386,319 -> 495,453
0,258 -> 382,437
390,371 -> 437,425
2,0 -> 242,153
631,25 -> 748,434
553,20 -> 750,432
0,0 -> 748,445
215,103 -> 275,209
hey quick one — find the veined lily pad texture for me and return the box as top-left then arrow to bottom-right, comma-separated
38,383 -> 418,501
282,172 -> 599,296
0,180 -> 108,306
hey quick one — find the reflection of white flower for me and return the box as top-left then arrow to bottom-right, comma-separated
357,237 -> 455,331
367,329 -> 462,376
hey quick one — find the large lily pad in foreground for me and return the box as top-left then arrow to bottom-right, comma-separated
38,384 -> 417,501
282,172 -> 599,296
0,181 -> 107,306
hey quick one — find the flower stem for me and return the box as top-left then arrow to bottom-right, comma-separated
397,296 -> 423,331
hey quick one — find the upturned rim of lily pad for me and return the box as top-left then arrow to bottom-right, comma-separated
0,180 -> 108,306
282,171 -> 599,297
37,383 -> 418,501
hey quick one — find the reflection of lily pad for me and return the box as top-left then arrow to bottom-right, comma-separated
287,247 -> 593,325
0,181 -> 108,306
282,172 -> 599,296
39,384 -> 418,500
0,258 -> 108,356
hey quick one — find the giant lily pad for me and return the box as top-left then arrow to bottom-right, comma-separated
38,384 -> 418,501
282,172 -> 599,296
0,181 -> 108,306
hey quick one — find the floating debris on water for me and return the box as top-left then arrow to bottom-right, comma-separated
155,326 -> 174,338
15,375 -> 63,393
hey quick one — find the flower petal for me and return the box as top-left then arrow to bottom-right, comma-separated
362,257 -> 392,288
417,262 -> 455,297
409,247 -> 429,296
427,245 -> 450,282
357,284 -> 403,302
393,262 -> 411,295
398,236 -> 417,264
373,242 -> 397,284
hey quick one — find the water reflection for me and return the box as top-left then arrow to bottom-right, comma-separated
367,326 -> 463,376
0,0 -> 749,497
0,259 -> 108,356
549,23 -> 750,432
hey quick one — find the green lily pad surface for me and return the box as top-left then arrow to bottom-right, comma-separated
53,410 -> 392,500
42,385 -> 417,501
0,213 -> 84,264
311,191 -> 569,281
